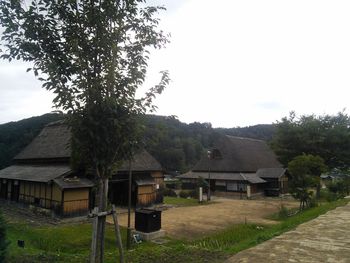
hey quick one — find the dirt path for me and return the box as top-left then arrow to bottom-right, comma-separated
109,197 -> 297,240
225,202 -> 350,263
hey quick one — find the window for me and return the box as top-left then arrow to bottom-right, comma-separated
227,182 -> 246,192
211,149 -> 222,159
227,182 -> 238,191
34,198 -> 40,205
215,181 -> 226,186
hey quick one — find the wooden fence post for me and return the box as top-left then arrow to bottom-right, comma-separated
112,205 -> 125,263
90,207 -> 99,263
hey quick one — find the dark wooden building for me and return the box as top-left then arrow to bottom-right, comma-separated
0,121 -> 164,216
256,168 -> 289,196
0,122 -> 94,216
108,150 -> 164,207
179,135 -> 288,198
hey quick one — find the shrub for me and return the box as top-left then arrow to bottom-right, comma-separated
0,209 -> 9,262
321,186 -> 343,202
278,205 -> 289,219
309,197 -> 318,208
326,192 -> 339,202
189,189 -> 198,199
162,187 -> 177,197
179,190 -> 191,198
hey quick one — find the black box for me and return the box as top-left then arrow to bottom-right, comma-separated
135,209 -> 161,233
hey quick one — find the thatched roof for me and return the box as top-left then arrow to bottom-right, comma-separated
193,135 -> 282,173
0,165 -> 71,182
14,122 -> 162,172
15,121 -> 70,161
256,168 -> 287,179
117,150 -> 163,172
54,177 -> 94,189
178,171 -> 266,184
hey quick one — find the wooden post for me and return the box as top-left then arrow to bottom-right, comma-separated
90,207 -> 99,263
127,159 -> 132,249
112,205 -> 125,263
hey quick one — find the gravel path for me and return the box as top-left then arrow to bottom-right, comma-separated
225,202 -> 350,263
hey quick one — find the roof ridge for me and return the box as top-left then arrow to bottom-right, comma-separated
46,120 -> 67,127
225,135 -> 265,142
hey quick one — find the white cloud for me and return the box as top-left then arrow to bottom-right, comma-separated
147,0 -> 350,127
1,0 -> 350,126
0,61 -> 54,123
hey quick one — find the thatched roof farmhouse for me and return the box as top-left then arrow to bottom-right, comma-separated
0,121 -> 164,216
179,135 -> 288,197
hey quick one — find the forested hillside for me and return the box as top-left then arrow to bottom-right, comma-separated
0,114 -> 275,172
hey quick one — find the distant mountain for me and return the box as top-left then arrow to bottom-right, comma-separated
0,114 -> 275,172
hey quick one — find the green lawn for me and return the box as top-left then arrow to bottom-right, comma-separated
163,196 -> 201,206
5,198 -> 349,263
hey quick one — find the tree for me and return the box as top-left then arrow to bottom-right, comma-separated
0,209 -> 9,262
0,1 -> 169,262
271,111 -> 350,170
288,154 -> 327,210
327,177 -> 350,198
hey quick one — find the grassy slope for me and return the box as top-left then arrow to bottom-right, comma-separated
6,198 -> 349,263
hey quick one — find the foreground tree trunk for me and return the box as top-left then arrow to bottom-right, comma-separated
316,182 -> 321,199
91,175 -> 109,263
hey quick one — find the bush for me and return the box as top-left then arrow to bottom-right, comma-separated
326,192 -> 339,202
278,205 -> 289,219
0,209 -> 9,262
179,190 -> 191,198
320,188 -> 342,202
162,187 -> 177,197
189,189 -> 198,199
178,189 -> 199,199
309,197 -> 319,208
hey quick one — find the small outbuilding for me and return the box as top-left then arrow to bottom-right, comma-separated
108,150 -> 164,207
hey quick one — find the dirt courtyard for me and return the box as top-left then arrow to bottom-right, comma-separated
108,197 -> 298,240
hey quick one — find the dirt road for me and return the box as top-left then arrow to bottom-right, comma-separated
109,197 -> 297,240
225,201 -> 350,263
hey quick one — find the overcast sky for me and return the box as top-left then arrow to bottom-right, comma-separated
1,0 -> 349,127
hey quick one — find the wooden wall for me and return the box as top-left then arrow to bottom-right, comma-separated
151,171 -> 164,186
63,188 -> 89,216
0,179 -> 91,217
18,181 -> 60,208
279,175 -> 289,194
137,185 -> 156,207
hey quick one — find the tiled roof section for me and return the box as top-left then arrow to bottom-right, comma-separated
0,165 -> 71,182
178,171 -> 266,184
241,173 -> 267,184
54,177 -> 94,189
256,168 -> 287,179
